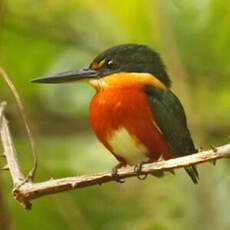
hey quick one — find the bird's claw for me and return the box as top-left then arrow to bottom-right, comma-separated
137,173 -> 148,180
134,162 -> 148,180
111,163 -> 125,183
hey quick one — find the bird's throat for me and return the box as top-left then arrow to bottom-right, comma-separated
88,72 -> 168,91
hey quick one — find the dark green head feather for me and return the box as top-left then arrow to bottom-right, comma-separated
91,44 -> 171,88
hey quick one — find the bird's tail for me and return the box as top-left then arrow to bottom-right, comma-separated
184,165 -> 199,184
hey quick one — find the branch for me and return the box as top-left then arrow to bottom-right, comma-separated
1,102 -> 230,210
16,143 -> 230,203
0,102 -> 25,185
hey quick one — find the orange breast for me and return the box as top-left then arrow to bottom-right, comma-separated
89,86 -> 174,164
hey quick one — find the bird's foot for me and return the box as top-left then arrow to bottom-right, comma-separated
111,163 -> 126,183
134,161 -> 148,180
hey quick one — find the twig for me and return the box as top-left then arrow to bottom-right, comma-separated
1,102 -> 230,210
0,67 -> 38,181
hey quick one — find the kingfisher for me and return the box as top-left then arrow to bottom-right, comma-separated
31,44 -> 199,184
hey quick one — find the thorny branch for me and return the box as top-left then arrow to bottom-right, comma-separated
1,103 -> 230,210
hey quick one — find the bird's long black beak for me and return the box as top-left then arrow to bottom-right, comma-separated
30,68 -> 99,83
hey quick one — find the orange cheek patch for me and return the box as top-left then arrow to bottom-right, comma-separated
91,59 -> 105,70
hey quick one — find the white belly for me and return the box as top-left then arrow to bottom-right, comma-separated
107,127 -> 149,164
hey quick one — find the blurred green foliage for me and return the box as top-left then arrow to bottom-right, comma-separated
0,0 -> 230,229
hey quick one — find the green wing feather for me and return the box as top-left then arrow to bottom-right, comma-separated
145,85 -> 199,184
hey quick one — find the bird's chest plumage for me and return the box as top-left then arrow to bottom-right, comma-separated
89,87 -> 173,164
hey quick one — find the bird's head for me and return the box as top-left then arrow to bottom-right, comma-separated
31,44 -> 171,89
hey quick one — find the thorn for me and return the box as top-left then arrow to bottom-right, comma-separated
157,154 -> 165,162
49,176 -> 55,180
0,153 -> 6,158
168,169 -> 175,175
71,182 -> 78,189
0,164 -> 9,171
198,146 -> 204,153
212,159 -> 217,166
211,145 -> 218,153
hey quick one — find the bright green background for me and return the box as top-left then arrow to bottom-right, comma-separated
0,0 -> 230,229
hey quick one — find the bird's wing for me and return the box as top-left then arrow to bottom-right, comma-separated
146,85 -> 199,184
145,85 -> 196,155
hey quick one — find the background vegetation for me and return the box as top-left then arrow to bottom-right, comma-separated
0,0 -> 230,229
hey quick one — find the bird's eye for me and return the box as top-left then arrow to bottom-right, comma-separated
106,59 -> 115,69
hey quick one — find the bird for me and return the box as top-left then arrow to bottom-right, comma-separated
31,43 -> 199,184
